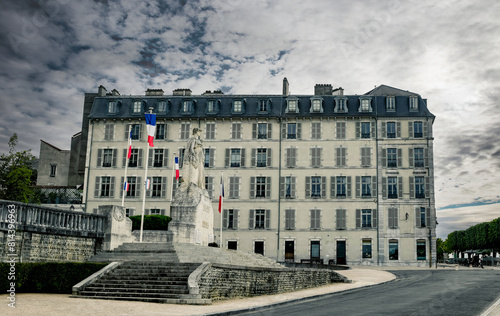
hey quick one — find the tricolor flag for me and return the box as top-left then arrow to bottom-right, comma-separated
123,181 -> 130,191
174,156 -> 179,180
127,130 -> 133,159
146,178 -> 151,190
218,174 -> 224,213
145,113 -> 156,147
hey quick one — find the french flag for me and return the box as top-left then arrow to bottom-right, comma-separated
145,113 -> 156,147
218,174 -> 224,213
146,178 -> 151,190
123,181 -> 129,191
127,130 -> 133,159
174,156 -> 179,180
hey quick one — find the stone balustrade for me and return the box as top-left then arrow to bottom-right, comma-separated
0,199 -> 106,238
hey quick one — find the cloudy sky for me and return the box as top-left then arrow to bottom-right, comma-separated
0,0 -> 499,239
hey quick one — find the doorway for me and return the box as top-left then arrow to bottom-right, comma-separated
285,240 -> 294,262
337,240 -> 346,264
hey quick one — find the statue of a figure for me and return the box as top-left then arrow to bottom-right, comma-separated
181,128 -> 205,189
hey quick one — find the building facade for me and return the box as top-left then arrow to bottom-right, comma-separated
83,80 -> 436,266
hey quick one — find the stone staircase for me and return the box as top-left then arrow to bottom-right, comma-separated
75,261 -> 210,305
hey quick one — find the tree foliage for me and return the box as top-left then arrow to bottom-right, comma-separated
445,217 -> 500,253
0,134 -> 37,202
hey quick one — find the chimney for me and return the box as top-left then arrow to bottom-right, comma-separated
173,88 -> 192,96
98,85 -> 107,97
332,87 -> 344,96
202,90 -> 224,96
314,84 -> 332,95
111,89 -> 120,96
145,88 -> 164,96
283,77 -> 289,96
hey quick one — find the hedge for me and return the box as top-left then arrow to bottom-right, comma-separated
129,214 -> 171,231
0,262 -> 107,294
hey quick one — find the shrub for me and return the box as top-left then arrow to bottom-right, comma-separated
129,215 -> 171,231
0,262 -> 107,294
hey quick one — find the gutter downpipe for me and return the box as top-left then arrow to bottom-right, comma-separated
277,96 -> 283,263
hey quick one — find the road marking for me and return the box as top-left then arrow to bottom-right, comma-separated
480,294 -> 500,316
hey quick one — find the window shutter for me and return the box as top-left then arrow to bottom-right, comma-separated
285,148 -> 290,167
291,177 -> 296,198
321,176 -> 326,198
94,177 -> 100,198
145,209 -> 150,215
161,177 -> 167,198
415,208 -> 420,227
305,176 -> 311,198
163,149 -> 169,168
398,177 -> 403,199
241,148 -> 245,167
408,122 -> 414,138
346,176 -> 352,197
109,177 -> 115,198
291,209 -> 296,230
423,121 -> 428,138
225,148 -> 230,167
120,177 -> 124,198
252,123 -> 257,139
136,177 -> 141,198
267,148 -> 272,167
97,149 -> 102,167
381,149 -> 387,167
424,148 -> 429,168
396,122 -> 401,137
382,177 -> 387,199
138,124 -> 142,140
122,149 -> 127,167
336,148 -> 341,166
355,176 -> 361,198
265,209 -> 270,229
355,121 -> 360,138
425,176 -> 430,198
208,148 -> 214,167
371,122 -> 375,138
397,148 -> 402,168
426,208 -> 431,228
285,209 -> 290,229
251,149 -> 256,167
291,148 -> 297,167
331,176 -> 336,198
129,209 -> 134,216
124,124 -> 129,140
112,149 -> 117,167
372,209 -> 377,228
356,209 -> 361,228
409,177 -> 415,198
138,149 -> 143,167
297,123 -> 302,139
148,149 -> 153,167
281,123 -> 286,139
233,210 -> 239,229
267,123 -> 272,139
310,210 -> 315,229
280,177 -> 285,198
222,210 -> 228,229
388,208 -> 394,228
381,123 -> 387,138
409,148 -> 414,167
266,177 -> 271,198
250,177 -> 255,199
371,176 -> 377,197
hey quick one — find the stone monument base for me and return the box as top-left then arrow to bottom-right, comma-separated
168,183 -> 214,246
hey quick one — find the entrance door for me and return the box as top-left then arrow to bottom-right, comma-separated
254,241 -> 264,255
337,240 -> 346,265
285,240 -> 294,262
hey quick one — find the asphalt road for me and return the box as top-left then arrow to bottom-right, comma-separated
232,269 -> 500,316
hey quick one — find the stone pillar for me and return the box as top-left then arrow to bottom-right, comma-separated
98,205 -> 134,251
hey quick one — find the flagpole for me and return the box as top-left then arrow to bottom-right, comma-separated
220,171 -> 223,248
170,152 -> 176,214
140,108 -> 155,243
122,125 -> 131,207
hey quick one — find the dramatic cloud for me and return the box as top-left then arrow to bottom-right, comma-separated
0,0 -> 499,238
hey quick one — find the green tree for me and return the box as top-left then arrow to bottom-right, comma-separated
0,134 -> 37,202
436,238 -> 448,262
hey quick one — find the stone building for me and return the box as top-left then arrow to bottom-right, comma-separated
82,79 -> 436,266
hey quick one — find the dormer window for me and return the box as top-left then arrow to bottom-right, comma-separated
158,100 -> 167,113
232,99 -> 244,114
310,98 -> 323,113
206,100 -> 216,114
358,97 -> 372,112
181,100 -> 194,114
108,101 -> 117,114
133,100 -> 142,113
286,98 -> 298,113
386,96 -> 395,112
409,96 -> 418,111
334,98 -> 348,113
258,99 -> 270,113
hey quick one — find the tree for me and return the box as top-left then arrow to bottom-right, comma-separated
0,134 -> 37,203
436,238 -> 449,262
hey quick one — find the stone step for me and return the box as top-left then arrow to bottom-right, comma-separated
92,280 -> 188,287
84,286 -> 189,294
99,275 -> 189,282
79,291 -> 190,299
72,295 -> 211,305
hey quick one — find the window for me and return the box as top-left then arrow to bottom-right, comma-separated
178,148 -> 185,168
285,147 -> 297,168
285,209 -> 295,230
386,122 -> 396,138
150,209 -> 161,215
254,240 -> 264,255
311,147 -> 322,167
223,209 -> 238,229
310,240 -> 320,259
286,99 -> 298,113
389,240 -> 399,260
205,123 -> 215,140
336,176 -> 347,197
251,177 -> 270,198
409,96 -> 418,111
104,124 -> 114,140
99,176 -> 113,197
258,123 -> 267,139
255,210 -> 266,229
284,176 -> 294,198
311,176 -> 321,198
155,124 -> 165,140
108,101 -> 117,113
388,177 -> 398,199
336,122 -> 346,139
232,100 -> 242,113
310,209 -> 321,230
413,121 -> 423,138
128,149 -> 139,167
414,148 -> 425,168
336,209 -> 346,230
335,98 -> 347,113
359,98 -> 372,112
256,148 -> 267,167
336,147 -> 347,167
181,100 -> 194,114
230,149 -> 241,167
133,100 -> 142,113
180,123 -> 191,139
417,240 -> 426,260
361,176 -> 371,197
158,100 -> 167,112
153,149 -> 164,167
102,149 -> 113,167
50,164 -> 56,177
228,176 -> 240,199
287,123 -> 297,139
386,96 -> 395,111
130,124 -> 141,140
151,177 -> 162,197
258,99 -> 269,112
361,147 -> 371,167
311,122 -> 321,139
357,209 -> 377,228
204,149 -> 211,168
388,208 -> 398,229
311,99 -> 322,112
387,148 -> 397,168
362,209 -> 372,228
228,241 -> 237,250
206,100 -> 216,114
231,123 -> 241,139
362,239 -> 372,258
361,122 -> 371,138
415,176 -> 425,198
205,176 -> 214,198
125,176 -> 139,198
256,177 -> 266,198
419,207 -> 426,228
306,176 -> 325,198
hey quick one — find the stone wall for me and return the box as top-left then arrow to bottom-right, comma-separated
198,263 -> 349,301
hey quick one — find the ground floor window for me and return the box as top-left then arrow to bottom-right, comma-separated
254,240 -> 264,255
417,240 -> 426,260
362,239 -> 372,259
228,240 -> 237,250
389,240 -> 399,260
311,240 -> 320,259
